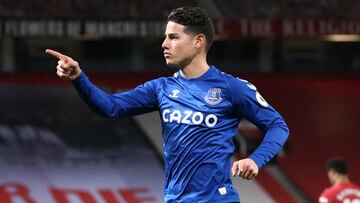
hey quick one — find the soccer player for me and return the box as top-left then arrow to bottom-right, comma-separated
319,157 -> 360,203
46,7 -> 289,203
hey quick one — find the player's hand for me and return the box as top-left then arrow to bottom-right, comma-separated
45,49 -> 82,81
231,158 -> 259,180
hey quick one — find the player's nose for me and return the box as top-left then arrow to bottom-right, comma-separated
162,38 -> 169,50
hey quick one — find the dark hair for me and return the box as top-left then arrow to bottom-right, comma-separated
167,7 -> 214,51
327,157 -> 348,175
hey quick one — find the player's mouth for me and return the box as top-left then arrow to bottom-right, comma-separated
164,52 -> 171,58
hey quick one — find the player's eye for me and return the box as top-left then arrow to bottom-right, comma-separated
168,34 -> 179,40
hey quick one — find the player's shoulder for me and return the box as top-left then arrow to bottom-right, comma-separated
218,70 -> 257,92
210,67 -> 237,81
319,186 -> 338,203
319,188 -> 332,203
144,76 -> 168,85
144,73 -> 185,88
350,182 -> 360,189
140,77 -> 168,92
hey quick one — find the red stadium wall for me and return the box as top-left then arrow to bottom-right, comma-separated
1,72 -> 360,202
247,74 -> 360,202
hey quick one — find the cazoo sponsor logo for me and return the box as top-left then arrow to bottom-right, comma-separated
162,109 -> 218,127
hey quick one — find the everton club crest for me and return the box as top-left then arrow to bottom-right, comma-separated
205,88 -> 222,105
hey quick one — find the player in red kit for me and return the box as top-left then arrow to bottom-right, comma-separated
319,157 -> 360,203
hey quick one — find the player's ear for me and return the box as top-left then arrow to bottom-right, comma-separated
194,34 -> 206,49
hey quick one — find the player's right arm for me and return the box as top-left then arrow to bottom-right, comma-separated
46,49 -> 159,118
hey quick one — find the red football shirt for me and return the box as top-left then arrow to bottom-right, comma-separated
319,182 -> 360,203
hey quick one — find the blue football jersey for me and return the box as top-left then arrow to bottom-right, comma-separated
72,66 -> 289,203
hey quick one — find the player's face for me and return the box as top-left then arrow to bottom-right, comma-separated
328,170 -> 336,185
162,21 -> 198,69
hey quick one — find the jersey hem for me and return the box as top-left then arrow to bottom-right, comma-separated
210,197 -> 240,203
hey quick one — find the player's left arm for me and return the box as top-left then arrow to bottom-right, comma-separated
229,77 -> 289,180
318,189 -> 331,203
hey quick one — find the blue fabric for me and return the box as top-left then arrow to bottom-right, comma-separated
72,66 -> 289,202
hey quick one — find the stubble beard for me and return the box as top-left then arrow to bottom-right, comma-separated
165,54 -> 195,70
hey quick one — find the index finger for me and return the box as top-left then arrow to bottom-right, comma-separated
231,163 -> 238,177
45,49 -> 68,62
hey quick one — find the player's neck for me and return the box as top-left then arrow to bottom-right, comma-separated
334,176 -> 350,185
180,54 -> 209,79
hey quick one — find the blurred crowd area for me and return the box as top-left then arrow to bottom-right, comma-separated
0,0 -> 360,73
0,0 -> 196,19
219,0 -> 360,18
1,0 -> 360,18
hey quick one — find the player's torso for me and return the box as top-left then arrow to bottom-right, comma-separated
321,183 -> 360,203
156,70 -> 241,202
334,184 -> 360,203
158,73 -> 238,142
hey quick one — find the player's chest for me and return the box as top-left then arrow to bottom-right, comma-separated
158,82 -> 232,115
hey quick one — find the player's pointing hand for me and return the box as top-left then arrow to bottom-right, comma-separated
231,158 -> 259,180
45,49 -> 82,81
